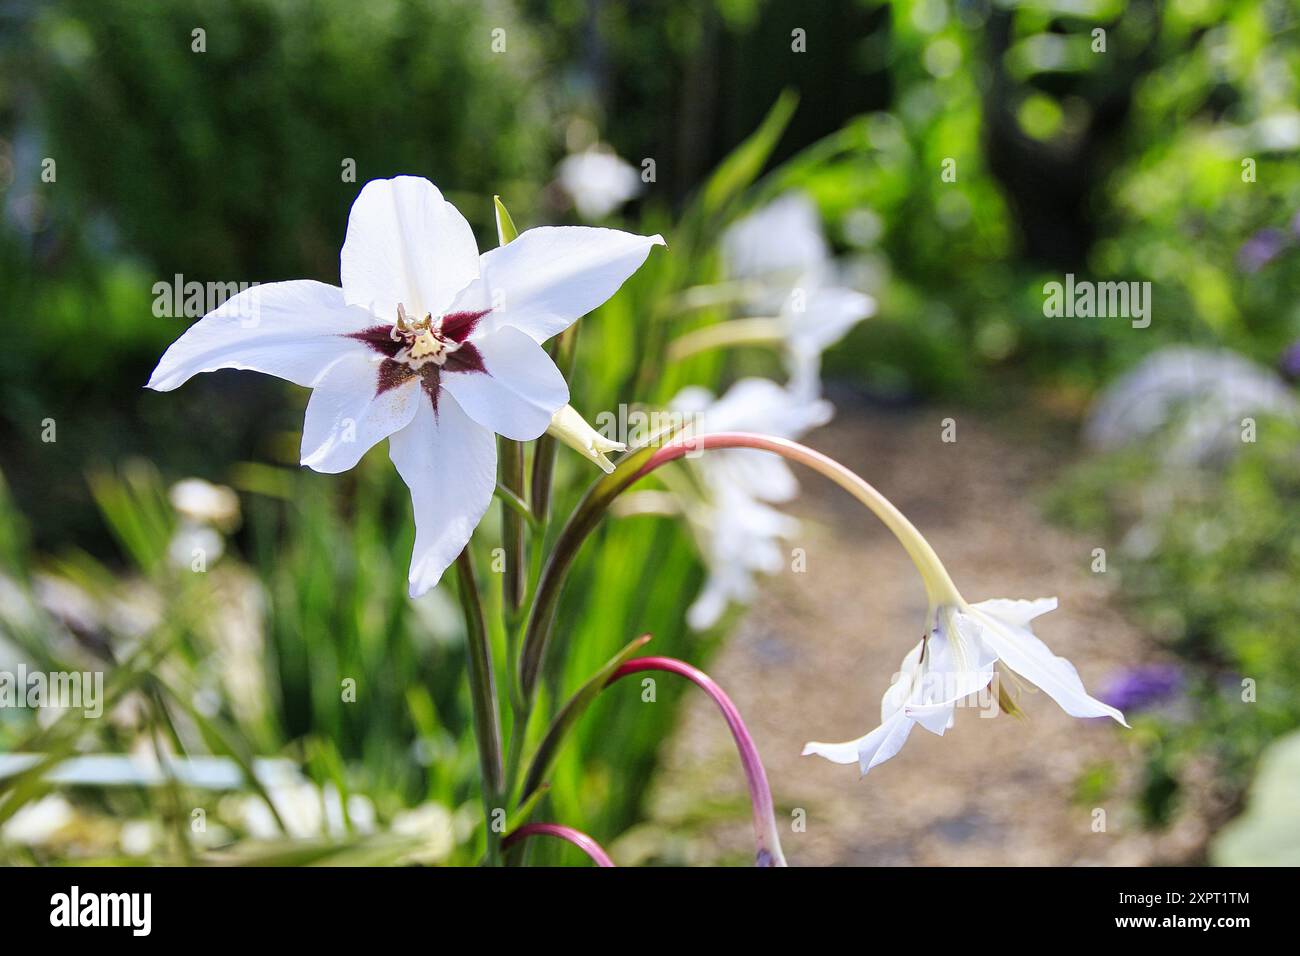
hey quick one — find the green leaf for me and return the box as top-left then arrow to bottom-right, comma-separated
519,633 -> 652,803
695,89 -> 798,218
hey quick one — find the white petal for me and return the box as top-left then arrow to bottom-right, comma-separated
448,226 -> 664,343
860,711 -> 917,773
147,280 -> 371,391
388,393 -> 496,597
722,193 -> 829,282
300,352 -> 421,474
970,597 -> 1059,628
919,609 -> 998,705
687,576 -> 731,631
439,326 -> 569,441
881,639 -> 926,721
971,604 -> 1129,726
801,711 -> 916,776
785,286 -> 875,356
340,176 -> 480,321
904,700 -> 957,736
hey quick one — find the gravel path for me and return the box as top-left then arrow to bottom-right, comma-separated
621,403 -> 1208,866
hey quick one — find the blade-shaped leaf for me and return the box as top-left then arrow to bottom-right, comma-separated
519,634 -> 652,803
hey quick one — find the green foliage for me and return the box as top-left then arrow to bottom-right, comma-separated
1048,414 -> 1300,826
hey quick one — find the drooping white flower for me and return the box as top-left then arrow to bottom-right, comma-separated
803,597 -> 1128,775
555,147 -> 644,220
149,176 -> 664,596
668,378 -> 833,629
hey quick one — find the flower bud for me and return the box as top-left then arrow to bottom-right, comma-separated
546,404 -> 625,474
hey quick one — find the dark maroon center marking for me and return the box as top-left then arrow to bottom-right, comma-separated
439,309 -> 490,343
344,308 -> 493,418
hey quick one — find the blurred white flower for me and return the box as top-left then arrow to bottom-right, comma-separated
669,378 -> 832,629
391,801 -> 456,865
1085,345 -> 1299,466
230,781 -> 375,840
706,193 -> 875,393
2,794 -> 75,845
169,477 -> 241,529
777,282 -> 876,397
556,147 -> 643,220
149,176 -> 664,596
804,597 -> 1127,775
118,819 -> 161,856
167,522 -> 223,570
722,192 -> 830,285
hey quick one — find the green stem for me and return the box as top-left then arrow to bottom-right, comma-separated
455,548 -> 505,864
499,438 -> 527,613
518,432 -> 964,703
529,323 -> 580,524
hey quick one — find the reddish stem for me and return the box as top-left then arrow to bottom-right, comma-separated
608,656 -> 787,867
502,822 -> 615,867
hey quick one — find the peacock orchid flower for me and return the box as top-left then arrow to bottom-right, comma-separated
147,175 -> 663,596
802,597 -> 1130,776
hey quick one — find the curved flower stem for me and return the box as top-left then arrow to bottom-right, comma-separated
502,822 -> 615,867
455,548 -> 505,864
520,432 -> 961,700
608,656 -> 787,867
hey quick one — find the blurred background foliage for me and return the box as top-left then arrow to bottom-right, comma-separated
1,0 -> 1299,864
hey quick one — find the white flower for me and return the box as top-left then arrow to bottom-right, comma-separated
168,477 -> 241,529
778,281 -> 876,396
1,794 -> 75,845
1085,345 -> 1299,466
803,597 -> 1128,775
722,192 -> 830,285
556,147 -> 643,220
712,193 -> 874,393
669,378 -> 832,629
149,176 -> 664,596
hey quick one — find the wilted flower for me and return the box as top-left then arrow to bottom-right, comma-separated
149,176 -> 663,595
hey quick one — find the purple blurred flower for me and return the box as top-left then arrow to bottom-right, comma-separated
1280,340 -> 1300,382
1237,228 -> 1288,273
1099,664 -> 1183,713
